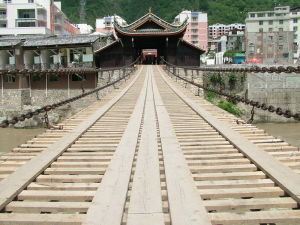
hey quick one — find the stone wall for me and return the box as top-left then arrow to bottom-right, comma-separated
168,67 -> 300,123
245,72 -> 300,122
0,69 -> 131,127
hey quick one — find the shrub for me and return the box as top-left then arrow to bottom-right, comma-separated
217,100 -> 244,117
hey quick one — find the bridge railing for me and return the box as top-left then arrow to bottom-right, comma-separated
161,58 -> 300,121
0,58 -> 139,128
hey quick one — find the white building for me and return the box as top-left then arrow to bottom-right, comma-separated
75,24 -> 94,34
246,6 -> 300,63
96,15 -> 126,34
0,0 -> 80,36
208,23 -> 245,39
174,10 -> 208,50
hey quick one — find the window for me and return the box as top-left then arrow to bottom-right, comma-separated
268,13 -> 274,17
259,28 -> 263,32
4,75 -> 16,83
250,13 -> 255,18
269,28 -> 273,32
0,10 -> 6,19
294,26 -> 298,31
268,20 -> 273,25
268,36 -> 273,41
259,21 -> 263,25
279,20 -> 284,24
249,43 -> 255,53
71,74 -> 86,81
257,13 -> 265,17
294,18 -> 298,23
4,0 -> 11,3
279,35 -> 284,41
279,28 -> 283,32
283,53 -> 289,58
294,34 -> 298,40
278,45 -> 283,50
28,0 -> 34,2
18,9 -> 35,18
0,22 -> 6,27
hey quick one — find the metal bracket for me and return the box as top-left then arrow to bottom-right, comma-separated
43,112 -> 63,130
247,105 -> 255,124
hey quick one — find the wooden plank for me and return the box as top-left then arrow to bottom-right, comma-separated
27,182 -> 99,190
127,67 -> 164,225
158,66 -> 300,204
204,197 -> 297,211
209,210 -> 300,224
152,68 -> 211,225
0,66 -> 143,211
84,68 -> 148,225
6,201 -> 91,213
18,190 -> 95,201
198,187 -> 284,199
0,213 -> 84,225
195,179 -> 274,189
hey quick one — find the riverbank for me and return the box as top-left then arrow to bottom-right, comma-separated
0,128 -> 45,155
256,122 -> 300,148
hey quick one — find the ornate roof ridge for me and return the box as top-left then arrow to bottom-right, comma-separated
114,12 -> 187,31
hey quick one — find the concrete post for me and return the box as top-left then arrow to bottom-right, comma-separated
41,50 -> 50,69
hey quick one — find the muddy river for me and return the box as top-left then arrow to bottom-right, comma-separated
0,128 -> 45,155
256,123 -> 300,148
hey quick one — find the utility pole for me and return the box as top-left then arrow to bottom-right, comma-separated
79,0 -> 86,23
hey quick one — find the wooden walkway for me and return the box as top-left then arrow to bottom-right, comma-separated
0,65 -> 300,225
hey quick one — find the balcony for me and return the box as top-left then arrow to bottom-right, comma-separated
16,18 -> 37,27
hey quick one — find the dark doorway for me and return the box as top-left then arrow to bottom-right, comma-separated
142,49 -> 157,64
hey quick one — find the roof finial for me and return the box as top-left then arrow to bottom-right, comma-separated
149,7 -> 152,13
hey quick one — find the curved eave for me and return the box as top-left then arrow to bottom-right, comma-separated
181,39 -> 206,53
94,40 -> 119,54
115,26 -> 187,37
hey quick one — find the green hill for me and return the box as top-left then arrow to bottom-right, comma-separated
61,0 -> 299,28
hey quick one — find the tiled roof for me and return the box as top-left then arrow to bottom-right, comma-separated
0,40 -> 21,47
0,34 -> 100,48
23,35 -> 100,47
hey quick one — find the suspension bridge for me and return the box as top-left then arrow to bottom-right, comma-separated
0,64 -> 300,225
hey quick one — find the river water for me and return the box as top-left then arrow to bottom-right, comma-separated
0,128 -> 45,155
256,123 -> 300,148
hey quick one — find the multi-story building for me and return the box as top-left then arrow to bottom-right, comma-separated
174,10 -> 208,50
245,6 -> 300,64
226,30 -> 245,51
209,23 -> 245,39
96,15 -> 126,34
0,0 -> 80,35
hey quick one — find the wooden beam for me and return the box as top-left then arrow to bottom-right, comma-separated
152,66 -> 212,225
127,66 -> 165,225
84,67 -> 148,225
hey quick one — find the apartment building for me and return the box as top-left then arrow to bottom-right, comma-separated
227,30 -> 245,51
245,6 -> 300,64
174,10 -> 208,50
96,15 -> 126,34
0,0 -> 80,35
208,23 -> 245,39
